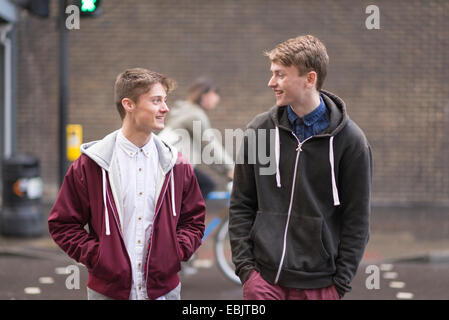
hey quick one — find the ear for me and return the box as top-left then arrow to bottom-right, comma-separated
121,98 -> 135,114
306,71 -> 318,89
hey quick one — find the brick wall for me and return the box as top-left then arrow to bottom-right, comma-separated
15,0 -> 449,205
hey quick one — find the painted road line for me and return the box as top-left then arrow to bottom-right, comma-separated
389,281 -> 406,289
38,277 -> 55,284
24,287 -> 41,295
379,264 -> 394,271
396,292 -> 414,299
55,267 -> 70,275
192,259 -> 214,268
382,271 -> 398,279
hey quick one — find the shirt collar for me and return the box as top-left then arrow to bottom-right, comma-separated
287,96 -> 326,126
117,130 -> 154,158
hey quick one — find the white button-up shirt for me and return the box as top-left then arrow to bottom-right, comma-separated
115,130 -> 159,300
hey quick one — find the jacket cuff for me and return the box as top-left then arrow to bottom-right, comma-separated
334,284 -> 345,299
238,265 -> 256,284
177,241 -> 186,262
333,278 -> 350,299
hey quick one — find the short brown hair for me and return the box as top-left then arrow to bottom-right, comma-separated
265,35 -> 329,91
114,68 -> 176,119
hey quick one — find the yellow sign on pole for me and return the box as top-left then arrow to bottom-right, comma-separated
67,124 -> 83,161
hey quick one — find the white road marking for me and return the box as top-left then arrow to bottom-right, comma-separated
39,277 -> 55,284
389,281 -> 405,289
396,292 -> 414,299
380,264 -> 394,271
382,271 -> 398,279
24,287 -> 41,295
192,259 -> 214,268
55,267 -> 70,275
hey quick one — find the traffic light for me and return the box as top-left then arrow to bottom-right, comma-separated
73,0 -> 103,18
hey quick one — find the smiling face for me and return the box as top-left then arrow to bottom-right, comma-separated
268,62 -> 309,108
124,82 -> 169,134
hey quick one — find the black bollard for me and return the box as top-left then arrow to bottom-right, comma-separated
1,154 -> 43,237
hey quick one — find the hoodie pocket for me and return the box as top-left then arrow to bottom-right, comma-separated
250,211 -> 286,267
285,216 -> 333,272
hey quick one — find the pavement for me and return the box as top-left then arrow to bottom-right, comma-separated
361,206 -> 449,264
1,201 -> 449,300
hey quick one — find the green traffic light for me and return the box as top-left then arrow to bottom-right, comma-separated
81,0 -> 97,12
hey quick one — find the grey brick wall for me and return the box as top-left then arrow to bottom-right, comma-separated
15,0 -> 449,205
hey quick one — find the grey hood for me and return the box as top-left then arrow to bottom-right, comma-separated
80,129 -> 178,174
269,89 -> 348,137
79,129 -> 179,232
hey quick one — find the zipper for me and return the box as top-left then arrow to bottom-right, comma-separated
105,184 -> 133,291
106,188 -> 125,240
274,133 -> 312,284
144,175 -> 171,296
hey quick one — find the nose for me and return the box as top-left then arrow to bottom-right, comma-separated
161,101 -> 169,113
268,75 -> 276,88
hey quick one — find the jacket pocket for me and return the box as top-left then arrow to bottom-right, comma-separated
90,238 -> 130,282
248,211 -> 262,240
250,211 -> 286,267
149,233 -> 182,282
285,215 -> 333,272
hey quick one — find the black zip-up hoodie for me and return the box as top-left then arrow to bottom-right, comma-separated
229,90 -> 373,298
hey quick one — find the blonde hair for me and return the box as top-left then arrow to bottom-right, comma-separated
114,68 -> 176,119
265,35 -> 329,91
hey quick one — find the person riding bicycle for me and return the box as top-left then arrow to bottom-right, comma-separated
159,77 -> 234,198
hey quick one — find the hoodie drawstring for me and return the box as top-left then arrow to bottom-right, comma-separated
170,169 -> 176,216
101,168 -> 111,235
274,127 -> 341,206
329,136 -> 341,206
275,126 -> 281,188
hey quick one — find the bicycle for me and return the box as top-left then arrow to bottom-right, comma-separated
182,182 -> 241,285
204,185 -> 241,285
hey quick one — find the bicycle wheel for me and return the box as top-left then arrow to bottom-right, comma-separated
214,218 -> 241,285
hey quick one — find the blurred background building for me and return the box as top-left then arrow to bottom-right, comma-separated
1,0 -> 449,206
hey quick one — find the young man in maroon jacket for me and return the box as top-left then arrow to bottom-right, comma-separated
48,68 -> 206,300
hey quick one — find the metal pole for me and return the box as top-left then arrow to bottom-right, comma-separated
0,25 -> 13,159
59,0 -> 68,186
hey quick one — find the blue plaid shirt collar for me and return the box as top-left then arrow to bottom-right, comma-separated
287,96 -> 326,127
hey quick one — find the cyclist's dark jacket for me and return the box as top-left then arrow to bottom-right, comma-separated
48,131 -> 205,300
229,90 -> 373,298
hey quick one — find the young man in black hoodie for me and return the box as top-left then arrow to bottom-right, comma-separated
229,35 -> 373,300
